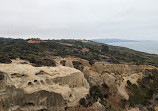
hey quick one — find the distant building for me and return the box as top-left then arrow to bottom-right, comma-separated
27,38 -> 46,43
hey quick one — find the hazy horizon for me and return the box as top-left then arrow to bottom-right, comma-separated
1,37 -> 158,41
0,0 -> 158,40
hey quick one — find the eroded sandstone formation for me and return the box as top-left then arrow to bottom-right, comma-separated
0,58 -> 157,111
0,59 -> 89,111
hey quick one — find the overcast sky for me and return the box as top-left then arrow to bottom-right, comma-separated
0,0 -> 158,40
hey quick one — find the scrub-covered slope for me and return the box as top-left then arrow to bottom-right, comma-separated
0,38 -> 158,67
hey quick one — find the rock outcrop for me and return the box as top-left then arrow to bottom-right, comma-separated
53,57 -> 157,101
0,58 -> 157,111
0,59 -> 90,111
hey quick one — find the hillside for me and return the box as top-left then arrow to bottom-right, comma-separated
0,38 -> 157,111
0,38 -> 158,67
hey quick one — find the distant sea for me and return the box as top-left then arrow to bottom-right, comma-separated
107,41 -> 158,54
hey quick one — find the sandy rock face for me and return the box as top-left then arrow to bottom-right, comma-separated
0,59 -> 90,111
155,106 -> 158,111
84,62 -> 155,100
92,62 -> 144,75
92,102 -> 105,111
128,108 -> 140,111
0,86 -> 66,111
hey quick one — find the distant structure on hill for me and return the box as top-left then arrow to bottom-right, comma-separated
27,38 -> 45,43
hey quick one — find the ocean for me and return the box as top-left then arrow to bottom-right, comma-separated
107,41 -> 158,54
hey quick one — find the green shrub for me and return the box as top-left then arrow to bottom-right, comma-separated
89,85 -> 103,101
127,80 -> 132,86
121,99 -> 127,108
33,59 -> 56,67
60,60 -> 66,66
72,61 -> 83,71
79,98 -> 86,106
102,45 -> 109,52
0,72 -> 4,80
102,83 -> 109,89
0,56 -> 12,64
89,60 -> 94,66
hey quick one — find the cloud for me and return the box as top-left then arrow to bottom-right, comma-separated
0,0 -> 158,40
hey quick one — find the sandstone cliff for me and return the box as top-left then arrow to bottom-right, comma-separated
0,59 -> 90,111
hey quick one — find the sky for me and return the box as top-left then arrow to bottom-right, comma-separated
0,0 -> 158,40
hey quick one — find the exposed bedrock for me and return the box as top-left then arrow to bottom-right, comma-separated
0,86 -> 66,111
0,59 -> 90,111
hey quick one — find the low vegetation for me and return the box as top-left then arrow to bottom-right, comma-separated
0,56 -> 12,64
126,69 -> 158,110
0,38 -> 158,67
78,84 -> 114,110
72,61 -> 84,71
89,85 -> 104,101
0,72 -> 4,80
